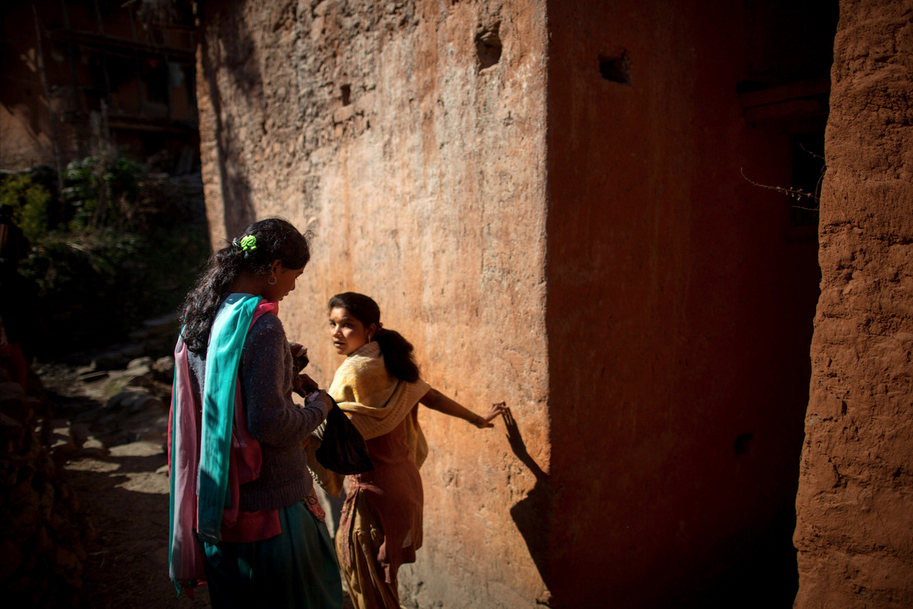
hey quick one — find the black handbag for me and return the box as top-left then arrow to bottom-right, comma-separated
315,397 -> 374,475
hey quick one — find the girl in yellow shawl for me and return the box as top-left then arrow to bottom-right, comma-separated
324,292 -> 505,609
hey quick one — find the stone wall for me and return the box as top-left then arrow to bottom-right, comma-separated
196,0 -> 549,606
794,1 -> 913,606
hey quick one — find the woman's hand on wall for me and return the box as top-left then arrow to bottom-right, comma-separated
473,401 -> 508,428
421,389 -> 508,429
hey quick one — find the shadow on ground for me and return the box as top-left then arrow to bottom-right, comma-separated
43,363 -> 355,608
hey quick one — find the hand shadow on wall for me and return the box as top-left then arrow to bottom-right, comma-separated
504,407 -> 552,590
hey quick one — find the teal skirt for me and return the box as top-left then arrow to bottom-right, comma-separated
202,500 -> 343,608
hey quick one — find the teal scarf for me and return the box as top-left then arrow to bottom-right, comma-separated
197,293 -> 263,541
169,293 -> 266,594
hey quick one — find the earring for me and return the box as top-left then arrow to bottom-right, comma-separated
268,276 -> 277,285
366,335 -> 372,343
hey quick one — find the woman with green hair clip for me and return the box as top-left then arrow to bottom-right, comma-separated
168,218 -> 342,607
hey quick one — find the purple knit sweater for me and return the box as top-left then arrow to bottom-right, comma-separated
187,312 -> 327,511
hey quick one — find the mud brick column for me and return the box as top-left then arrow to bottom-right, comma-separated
794,1 -> 913,606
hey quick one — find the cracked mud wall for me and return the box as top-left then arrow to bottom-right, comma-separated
794,1 -> 913,607
195,0 -> 549,606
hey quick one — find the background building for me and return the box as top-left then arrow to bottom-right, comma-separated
1,0 -> 199,173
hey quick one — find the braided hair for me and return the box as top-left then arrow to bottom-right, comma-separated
181,218 -> 310,355
328,292 -> 420,383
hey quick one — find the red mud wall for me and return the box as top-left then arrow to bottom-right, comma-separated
545,1 -> 820,606
196,1 -> 549,606
794,1 -> 913,607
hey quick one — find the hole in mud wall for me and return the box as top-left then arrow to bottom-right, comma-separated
476,22 -> 502,70
600,51 -> 632,86
341,84 -> 351,106
734,433 -> 754,457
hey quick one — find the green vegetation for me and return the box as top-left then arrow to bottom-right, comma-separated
62,155 -> 147,232
0,173 -> 54,243
0,156 -> 210,356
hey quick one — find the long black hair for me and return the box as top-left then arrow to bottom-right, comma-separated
329,292 -> 420,383
181,218 -> 310,355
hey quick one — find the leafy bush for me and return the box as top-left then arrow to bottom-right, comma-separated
23,230 -> 143,346
3,155 -> 210,356
0,173 -> 54,243
62,154 -> 148,231
21,223 -> 209,352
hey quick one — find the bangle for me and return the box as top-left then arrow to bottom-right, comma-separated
470,413 -> 482,426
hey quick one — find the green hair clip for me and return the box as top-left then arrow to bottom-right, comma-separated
239,235 -> 257,252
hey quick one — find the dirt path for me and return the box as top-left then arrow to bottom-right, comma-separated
41,361 -> 353,608
65,442 -> 210,609
40,363 -> 210,608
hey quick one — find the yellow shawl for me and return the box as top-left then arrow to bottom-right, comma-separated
309,342 -> 430,496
